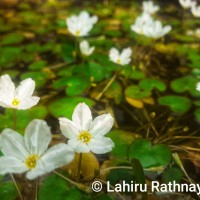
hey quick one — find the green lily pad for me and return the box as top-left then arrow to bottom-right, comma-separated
107,129 -> 141,158
48,97 -> 95,118
170,76 -> 200,97
139,79 -> 166,92
125,85 -> 151,99
129,139 -> 172,168
158,95 -> 192,114
1,33 -> 24,45
104,80 -> 122,104
122,67 -> 145,80
0,106 -> 48,134
21,71 -> 49,88
87,62 -> 105,82
0,182 -> 18,200
0,47 -> 22,67
28,60 -> 47,70
65,77 -> 90,96
162,167 -> 183,183
39,173 -> 84,200
194,108 -> 200,122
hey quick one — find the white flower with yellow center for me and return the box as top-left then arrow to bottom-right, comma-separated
59,103 -> 114,154
79,40 -> 95,56
109,47 -> 132,66
130,13 -> 154,35
191,2 -> 200,17
0,120 -> 74,180
179,0 -> 194,9
143,20 -> 172,39
142,1 -> 160,15
0,74 -> 40,110
66,11 -> 98,37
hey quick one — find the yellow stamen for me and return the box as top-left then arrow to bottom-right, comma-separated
78,131 -> 92,143
12,98 -> 20,106
25,155 -> 39,169
116,59 -> 121,64
75,30 -> 80,36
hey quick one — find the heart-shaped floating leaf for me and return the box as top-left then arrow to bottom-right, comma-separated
107,129 -> 141,158
170,75 -> 200,97
162,167 -> 183,183
158,95 -> 191,114
122,67 -> 145,80
65,76 -> 90,96
48,97 -> 95,118
125,85 -> 151,99
139,78 -> 166,92
129,139 -> 172,168
194,108 -> 200,122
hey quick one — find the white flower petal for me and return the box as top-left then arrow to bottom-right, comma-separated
72,103 -> 92,131
89,114 -> 114,136
68,139 -> 90,153
15,78 -> 36,99
109,48 -> 120,63
59,117 -> 79,139
26,160 -> 46,180
1,129 -> 29,159
0,156 -> 27,175
0,75 -> 15,105
88,137 -> 114,154
17,97 -> 40,110
41,143 -> 74,171
24,120 -> 51,156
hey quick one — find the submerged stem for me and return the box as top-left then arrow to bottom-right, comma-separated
10,173 -> 23,200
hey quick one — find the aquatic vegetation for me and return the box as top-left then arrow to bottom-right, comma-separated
79,40 -> 95,56
0,120 -> 74,179
109,47 -> 132,65
66,11 -> 98,37
59,103 -> 114,154
0,74 -> 40,110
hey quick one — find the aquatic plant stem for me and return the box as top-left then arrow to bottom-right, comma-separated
77,153 -> 82,181
13,109 -> 17,130
96,68 -> 122,100
35,178 -> 38,200
143,108 -> 159,136
75,38 -> 79,59
10,173 -> 23,200
53,171 -> 81,186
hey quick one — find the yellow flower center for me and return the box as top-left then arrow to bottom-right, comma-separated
12,98 -> 20,106
116,59 -> 121,64
75,30 -> 80,36
25,155 -> 39,169
78,131 -> 92,143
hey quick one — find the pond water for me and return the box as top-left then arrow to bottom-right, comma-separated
0,0 -> 200,200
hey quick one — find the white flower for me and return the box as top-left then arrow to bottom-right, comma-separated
66,11 -> 98,37
143,20 -> 172,39
142,1 -> 160,15
0,120 -> 74,180
196,82 -> 200,91
59,103 -> 114,154
109,47 -> 132,65
191,2 -> 200,17
0,74 -> 40,110
130,13 -> 154,35
179,0 -> 194,9
79,40 -> 95,56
